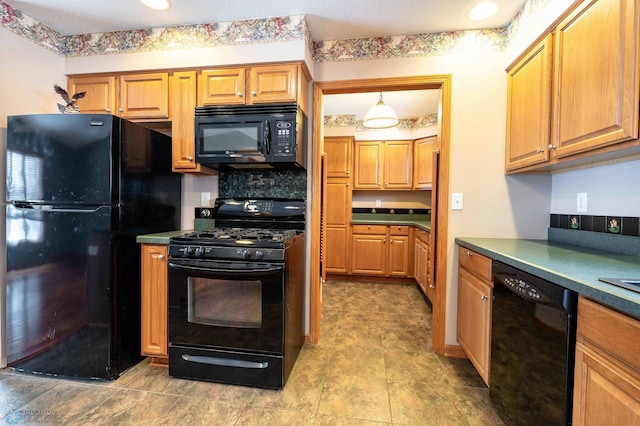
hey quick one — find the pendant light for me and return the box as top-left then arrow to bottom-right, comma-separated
141,0 -> 171,10
362,93 -> 399,129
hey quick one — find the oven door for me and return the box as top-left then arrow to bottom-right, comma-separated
167,257 -> 284,354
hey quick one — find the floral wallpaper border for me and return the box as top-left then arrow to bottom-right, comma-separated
551,214 -> 640,237
1,0 -> 555,62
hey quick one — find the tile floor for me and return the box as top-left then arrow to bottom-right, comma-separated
0,280 -> 504,425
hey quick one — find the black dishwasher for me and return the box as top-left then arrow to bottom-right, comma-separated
490,261 -> 578,426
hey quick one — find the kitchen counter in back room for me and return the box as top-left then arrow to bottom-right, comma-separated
456,232 -> 640,319
351,213 -> 431,231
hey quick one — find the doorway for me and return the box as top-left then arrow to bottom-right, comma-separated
309,76 -> 452,354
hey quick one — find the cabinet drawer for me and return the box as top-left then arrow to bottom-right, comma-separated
577,296 -> 640,372
458,247 -> 492,282
416,228 -> 429,242
352,224 -> 387,235
389,225 -> 409,236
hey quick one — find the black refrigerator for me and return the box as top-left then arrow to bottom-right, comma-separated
5,114 -> 181,380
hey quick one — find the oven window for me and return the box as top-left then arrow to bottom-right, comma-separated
188,278 -> 262,328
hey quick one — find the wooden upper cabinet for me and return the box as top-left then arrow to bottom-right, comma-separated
169,71 -> 214,174
385,140 -> 412,189
505,35 -> 553,172
118,73 -> 169,119
552,0 -> 639,158
68,75 -> 117,114
414,136 -> 435,189
353,140 -> 412,189
250,64 -> 297,104
354,141 -> 384,189
198,68 -> 246,105
67,73 -> 168,119
197,64 -> 301,107
324,136 -> 353,178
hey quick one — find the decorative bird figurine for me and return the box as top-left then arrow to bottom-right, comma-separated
54,84 -> 86,114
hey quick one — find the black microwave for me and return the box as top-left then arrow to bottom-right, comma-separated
194,103 -> 306,169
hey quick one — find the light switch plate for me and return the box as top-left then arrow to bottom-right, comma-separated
451,193 -> 463,210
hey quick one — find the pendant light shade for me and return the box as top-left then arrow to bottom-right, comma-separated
141,0 -> 171,10
362,93 -> 399,129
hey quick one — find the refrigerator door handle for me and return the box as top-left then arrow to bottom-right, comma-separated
10,203 -> 108,214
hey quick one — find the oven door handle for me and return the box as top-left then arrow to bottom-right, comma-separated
168,262 -> 283,275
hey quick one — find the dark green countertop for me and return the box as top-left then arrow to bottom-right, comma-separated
351,214 -> 431,231
455,237 -> 640,319
136,230 -> 190,244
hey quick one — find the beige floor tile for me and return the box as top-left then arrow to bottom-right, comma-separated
317,373 -> 391,423
154,396 -> 242,426
387,379 -> 469,425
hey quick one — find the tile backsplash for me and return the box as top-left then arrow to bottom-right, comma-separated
219,169 -> 307,200
550,214 -> 640,237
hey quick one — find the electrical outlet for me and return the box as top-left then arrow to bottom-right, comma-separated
577,193 -> 587,213
201,192 -> 211,206
375,199 -> 382,207
451,193 -> 463,210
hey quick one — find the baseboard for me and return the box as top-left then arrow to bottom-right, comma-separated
443,344 -> 467,358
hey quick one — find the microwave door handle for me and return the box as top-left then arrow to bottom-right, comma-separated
264,120 -> 271,154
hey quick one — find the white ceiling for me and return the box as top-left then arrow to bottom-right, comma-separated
5,0 -> 527,40
4,0 -> 527,120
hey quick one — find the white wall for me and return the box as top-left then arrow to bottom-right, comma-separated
314,52 -> 552,345
0,27 -> 66,368
551,159 -> 640,216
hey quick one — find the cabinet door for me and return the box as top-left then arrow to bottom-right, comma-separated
325,179 -> 351,226
384,140 -> 412,189
388,235 -> 409,277
457,267 -> 492,386
414,239 -> 424,289
552,0 -> 640,158
249,64 -> 297,104
324,227 -> 350,274
198,68 -> 246,105
324,136 -> 353,178
414,137 -> 435,188
67,75 -> 117,114
351,234 -> 386,275
118,73 -> 169,119
505,34 -> 553,171
140,244 -> 168,358
353,141 -> 383,189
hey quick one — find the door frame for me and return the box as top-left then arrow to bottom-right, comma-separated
309,75 -> 452,354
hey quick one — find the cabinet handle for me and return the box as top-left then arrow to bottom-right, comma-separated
346,171 -> 350,175
429,284 -> 436,288
466,251 -> 472,257
157,255 -> 165,260
118,107 -> 123,113
251,91 -> 257,96
106,108 -> 111,113
548,144 -> 557,150
346,183 -> 350,187
183,156 -> 193,161
537,148 -> 544,153
383,238 -> 386,243
480,295 -> 488,300
236,92 -> 242,97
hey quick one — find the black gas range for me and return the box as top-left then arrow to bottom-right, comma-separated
167,198 -> 305,389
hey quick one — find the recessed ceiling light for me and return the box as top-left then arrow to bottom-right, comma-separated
468,1 -> 500,20
141,0 -> 171,11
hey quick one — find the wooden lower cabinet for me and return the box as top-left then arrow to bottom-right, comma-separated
457,247 -> 492,386
350,225 -> 411,277
572,296 -> 640,425
140,243 -> 168,364
414,228 -> 432,301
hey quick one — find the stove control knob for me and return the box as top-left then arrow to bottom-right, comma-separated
255,250 -> 264,259
194,247 -> 204,256
184,246 -> 194,256
242,249 -> 252,259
